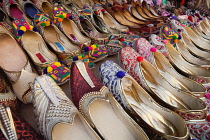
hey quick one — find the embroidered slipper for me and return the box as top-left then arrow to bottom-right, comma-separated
17,0 -> 41,19
70,61 -> 149,140
2,0 -> 31,23
32,75 -> 101,140
53,6 -> 91,45
12,19 -> 70,85
34,12 -> 81,66
99,60 -> 190,140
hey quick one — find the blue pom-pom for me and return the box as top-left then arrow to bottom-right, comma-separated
192,15 -> 195,17
33,27 -> 38,32
171,16 -> 177,20
177,29 -> 181,32
199,18 -> 203,20
69,16 -> 73,20
73,56 -> 78,61
79,16 -> 85,21
58,61 -> 63,64
116,71 -> 125,78
178,35 -> 181,40
84,47 -> 89,52
18,30 -> 24,36
129,42 -> 133,47
43,68 -> 47,74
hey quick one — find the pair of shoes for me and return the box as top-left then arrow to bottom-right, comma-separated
31,62 -> 149,140
99,60 -> 190,139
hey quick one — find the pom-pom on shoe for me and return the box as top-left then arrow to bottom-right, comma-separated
70,60 -> 150,140
99,60 -> 190,140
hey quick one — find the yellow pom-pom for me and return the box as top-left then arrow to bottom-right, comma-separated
63,13 -> 67,18
20,26 -> 26,32
54,7 -> 58,10
47,66 -> 53,73
54,62 -> 61,67
91,44 -> 97,49
78,55 -> 82,60
174,39 -> 178,43
46,21 -> 50,26
29,25 -> 33,30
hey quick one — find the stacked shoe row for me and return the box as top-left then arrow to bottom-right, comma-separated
0,0 -> 210,139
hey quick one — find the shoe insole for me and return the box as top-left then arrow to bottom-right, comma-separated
136,7 -> 153,19
176,41 -> 210,65
122,81 -> 178,136
103,13 -> 117,29
44,25 -> 79,53
0,33 -> 26,71
52,115 -> 93,140
114,11 -> 139,27
62,19 -> 90,44
123,10 -> 145,24
182,34 -> 210,60
22,31 -> 56,64
142,67 -> 191,110
10,5 -> 24,19
41,2 -> 52,16
24,3 -> 38,19
131,7 -> 148,21
167,43 -> 210,77
155,56 -> 191,91
90,99 -> 135,140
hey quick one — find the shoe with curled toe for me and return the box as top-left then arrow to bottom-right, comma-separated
99,60 -> 190,140
32,74 -> 101,140
120,47 -> 207,121
70,61 -> 149,140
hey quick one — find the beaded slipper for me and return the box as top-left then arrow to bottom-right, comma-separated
32,74 -> 101,140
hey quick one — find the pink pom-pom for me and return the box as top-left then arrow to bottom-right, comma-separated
66,14 -> 70,18
101,9 -> 105,12
25,25 -> 30,30
51,65 -> 57,69
182,24 -> 187,27
162,40 -> 169,44
205,94 -> 210,99
150,47 -> 157,52
88,47 -> 93,51
9,0 -> 14,4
